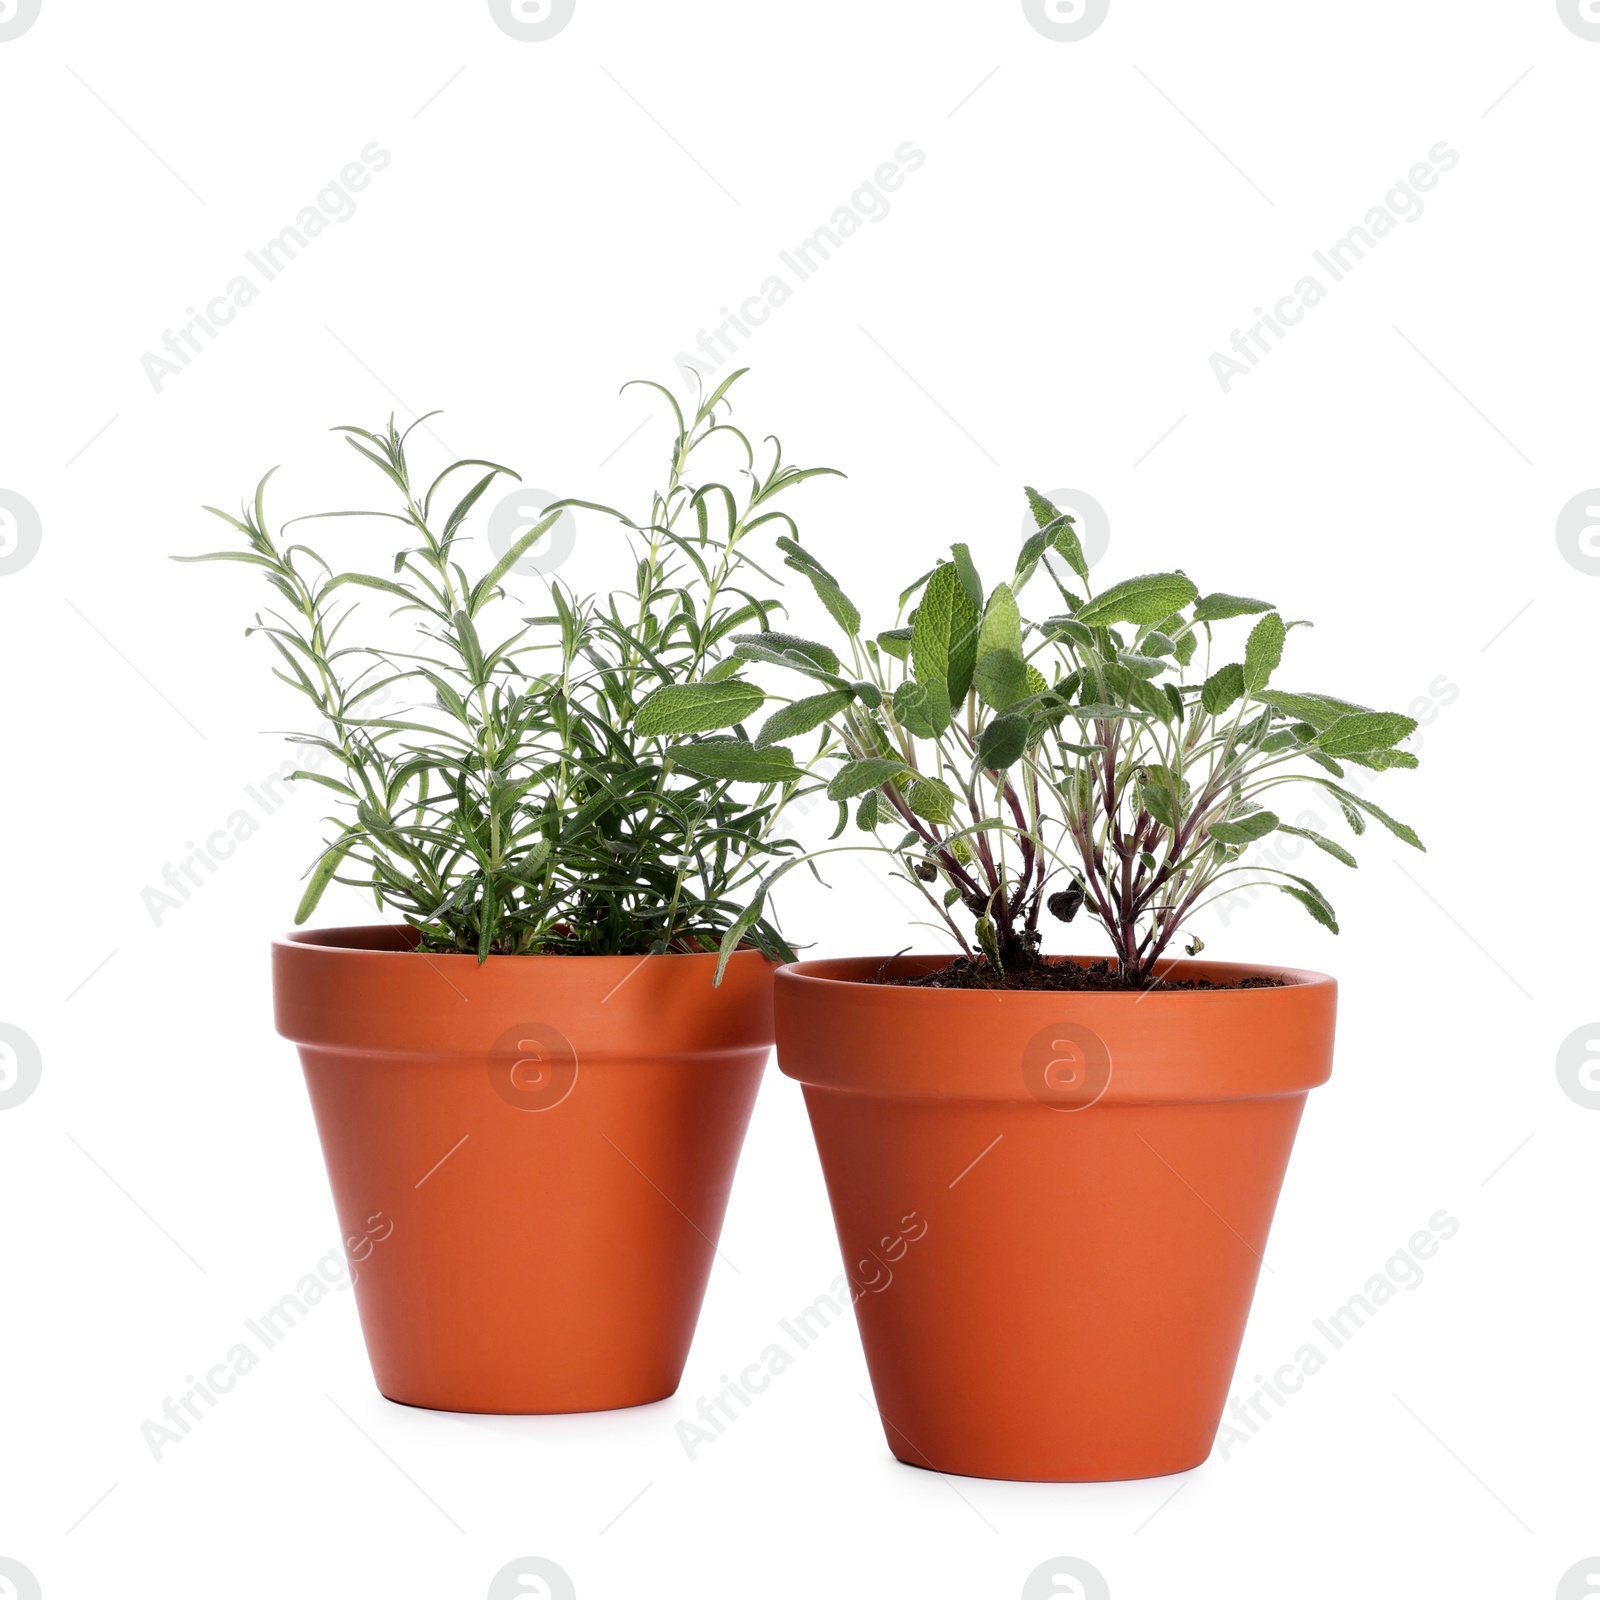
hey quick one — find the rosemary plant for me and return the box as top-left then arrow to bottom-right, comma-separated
177,371 -> 839,964
731,490 -> 1425,985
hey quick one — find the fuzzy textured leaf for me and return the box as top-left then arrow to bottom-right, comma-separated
973,648 -> 1029,711
1024,485 -> 1062,532
1345,748 -> 1418,771
907,776 -> 958,824
912,562 -> 981,704
635,679 -> 764,737
894,676 -> 950,738
1260,690 -> 1372,730
1316,711 -> 1419,755
755,690 -> 853,746
1193,593 -> 1274,623
733,631 -> 841,674
1077,572 -> 1199,628
976,713 -> 1029,769
1024,486 -> 1088,581
977,583 -> 1024,663
1103,662 -> 1176,720
667,739 -> 801,784
1277,824 -> 1358,867
827,757 -> 912,802
1208,809 -> 1280,845
1244,612 -> 1286,693
950,543 -> 984,611
1323,783 -> 1424,850
1278,882 -> 1339,933
778,538 -> 860,638
875,627 -> 913,662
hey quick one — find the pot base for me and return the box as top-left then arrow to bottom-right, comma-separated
890,1448 -> 1209,1485
377,1381 -> 680,1417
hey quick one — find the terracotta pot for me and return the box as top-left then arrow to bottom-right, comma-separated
774,954 -> 1335,1481
273,926 -> 774,1413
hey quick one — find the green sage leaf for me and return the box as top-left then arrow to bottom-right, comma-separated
755,689 -> 854,746
667,739 -> 802,784
1193,592 -> 1274,623
894,676 -> 950,738
1077,572 -> 1199,628
827,757 -> 912,802
976,713 -> 1028,769
1316,711 -> 1419,755
912,562 -> 981,705
636,678 -> 764,737
732,631 -> 841,674
973,648 -> 1029,711
1277,824 -> 1358,867
907,776 -> 958,824
1278,882 -> 1339,933
1244,611 -> 1286,692
1208,809 -> 1280,845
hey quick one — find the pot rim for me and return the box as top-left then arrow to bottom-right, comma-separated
275,923 -> 773,969
272,926 -> 777,1055
775,951 -> 1334,998
773,954 -> 1336,1101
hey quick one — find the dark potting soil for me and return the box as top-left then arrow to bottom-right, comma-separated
873,954 -> 1286,994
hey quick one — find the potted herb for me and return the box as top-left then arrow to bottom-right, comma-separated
736,491 -> 1424,1479
179,374 -> 837,1413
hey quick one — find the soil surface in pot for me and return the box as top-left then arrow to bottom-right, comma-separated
874,954 -> 1285,993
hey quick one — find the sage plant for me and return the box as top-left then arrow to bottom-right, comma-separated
732,489 -> 1424,984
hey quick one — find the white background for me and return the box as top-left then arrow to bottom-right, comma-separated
2,2 -> 1597,1597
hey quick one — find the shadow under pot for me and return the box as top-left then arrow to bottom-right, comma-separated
774,953 -> 1336,1482
273,925 -> 775,1413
